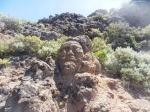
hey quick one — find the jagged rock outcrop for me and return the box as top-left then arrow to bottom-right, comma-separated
0,11 -> 121,39
0,56 -> 60,112
38,13 -> 88,37
38,12 -> 109,37
0,8 -> 142,39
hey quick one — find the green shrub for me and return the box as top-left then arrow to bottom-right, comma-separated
0,58 -> 9,64
131,25 -> 150,51
0,16 -> 26,33
37,34 -> 68,59
9,35 -> 42,55
137,40 -> 150,52
141,25 -> 150,40
90,14 -> 110,25
105,47 -> 150,90
93,51 -> 107,64
87,28 -> 102,39
131,25 -> 150,42
131,27 -> 144,42
9,41 -> 27,54
38,40 -> 61,59
92,37 -> 110,52
8,34 -> 68,59
0,40 -> 9,57
106,22 -> 137,50
0,58 -> 9,68
92,37 -> 111,64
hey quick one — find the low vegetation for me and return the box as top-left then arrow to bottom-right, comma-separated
0,34 -> 68,60
106,22 -> 137,50
104,47 -> 150,91
0,58 -> 9,68
92,37 -> 110,64
0,13 -> 26,33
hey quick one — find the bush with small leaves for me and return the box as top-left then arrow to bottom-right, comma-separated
90,14 -> 110,25
131,25 -> 150,51
0,16 -> 26,33
38,40 -> 61,59
87,28 -> 102,39
0,58 -> 9,68
131,27 -> 144,42
93,51 -> 107,64
104,47 -> 150,91
141,25 -> 150,40
9,34 -> 68,59
106,22 -> 137,50
0,58 -> 9,65
92,37 -> 111,64
92,37 -> 110,52
0,40 -> 9,57
137,40 -> 150,52
9,35 -> 42,55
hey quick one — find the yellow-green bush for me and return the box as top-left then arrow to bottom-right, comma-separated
93,51 -> 107,64
92,37 -> 110,52
92,37 -> 111,64
0,34 -> 68,59
0,58 -> 9,68
38,40 -> 61,59
0,40 -> 9,57
0,58 -> 9,65
8,34 -> 68,59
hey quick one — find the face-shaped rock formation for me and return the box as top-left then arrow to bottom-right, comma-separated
59,35 -> 101,76
57,35 -> 101,111
59,41 -> 84,75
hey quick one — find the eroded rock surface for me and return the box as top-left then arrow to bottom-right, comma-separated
56,35 -> 101,111
0,56 -> 60,112
59,35 -> 101,76
0,35 -> 150,112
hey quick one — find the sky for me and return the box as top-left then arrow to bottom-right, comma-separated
0,0 -> 130,22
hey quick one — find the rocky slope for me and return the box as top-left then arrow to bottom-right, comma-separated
0,9 -> 124,41
0,35 -> 150,112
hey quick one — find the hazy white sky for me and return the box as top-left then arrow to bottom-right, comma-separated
0,0 -> 131,22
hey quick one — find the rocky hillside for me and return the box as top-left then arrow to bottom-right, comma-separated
0,2 -> 150,111
0,9 -> 120,40
0,35 -> 150,112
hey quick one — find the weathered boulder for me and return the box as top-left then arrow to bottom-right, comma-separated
41,31 -> 60,41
